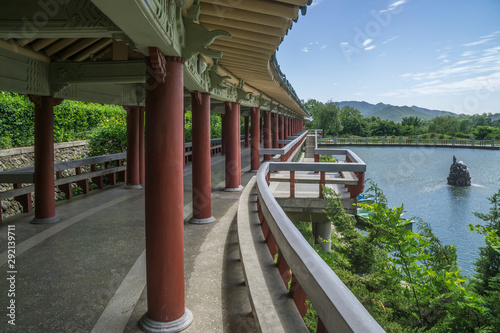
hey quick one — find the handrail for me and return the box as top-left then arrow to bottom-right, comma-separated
259,131 -> 308,156
256,161 -> 384,332
322,137 -> 499,149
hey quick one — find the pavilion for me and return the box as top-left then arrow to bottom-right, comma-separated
0,1 -> 312,331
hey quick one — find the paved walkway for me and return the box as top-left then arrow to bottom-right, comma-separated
0,147 -> 258,332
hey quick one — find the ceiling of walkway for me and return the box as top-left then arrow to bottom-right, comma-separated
0,0 -> 311,117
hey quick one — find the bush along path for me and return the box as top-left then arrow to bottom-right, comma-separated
295,180 -> 498,332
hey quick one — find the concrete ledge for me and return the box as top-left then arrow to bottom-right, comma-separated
237,176 -> 308,333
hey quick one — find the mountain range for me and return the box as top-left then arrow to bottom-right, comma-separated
335,101 -> 458,123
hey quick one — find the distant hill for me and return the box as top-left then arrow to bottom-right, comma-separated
335,101 -> 457,123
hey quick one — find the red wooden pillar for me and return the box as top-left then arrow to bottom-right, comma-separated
244,116 -> 249,147
272,113 -> 279,148
263,110 -> 271,161
183,110 -> 187,169
279,114 -> 284,148
139,106 -> 145,184
250,107 -> 260,171
125,106 -> 142,189
190,92 -> 215,224
224,102 -> 243,191
140,49 -> 192,332
288,117 -> 292,137
260,115 -> 263,143
221,114 -> 226,155
284,116 -> 289,139
29,95 -> 62,224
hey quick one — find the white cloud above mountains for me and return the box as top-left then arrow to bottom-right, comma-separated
388,33 -> 500,98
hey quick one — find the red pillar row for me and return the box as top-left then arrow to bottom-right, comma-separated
29,95 -> 62,224
190,91 -> 215,224
221,114 -> 226,155
125,106 -> 142,189
224,102 -> 243,191
251,107 -> 260,171
140,50 -> 193,332
263,110 -> 271,161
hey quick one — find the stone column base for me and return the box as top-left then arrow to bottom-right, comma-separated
223,185 -> 243,192
189,216 -> 216,224
139,309 -> 193,333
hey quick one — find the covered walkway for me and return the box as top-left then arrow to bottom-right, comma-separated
0,148 -> 257,333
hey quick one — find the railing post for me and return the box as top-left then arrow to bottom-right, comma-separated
289,275 -> 307,318
290,171 -> 295,198
399,137 -> 402,145
334,136 -> 337,144
13,184 -> 32,213
452,137 -> 455,146
105,161 -> 116,185
434,137 -> 437,146
90,164 -> 103,189
277,252 -> 291,287
365,137 -> 369,144
492,139 -> 495,147
471,138 -> 475,147
416,137 -> 419,145
382,137 -> 385,144
349,136 -> 352,144
56,171 -> 72,200
117,159 -> 126,182
75,167 -> 89,194
319,171 -> 326,198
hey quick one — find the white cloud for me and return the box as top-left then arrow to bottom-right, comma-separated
365,45 -> 376,51
362,39 -> 373,47
310,0 -> 323,7
320,45 -> 327,50
462,38 -> 493,47
302,47 -> 309,53
383,36 -> 399,44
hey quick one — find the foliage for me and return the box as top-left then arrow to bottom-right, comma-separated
0,91 -> 126,149
87,117 -> 127,156
319,155 -> 336,163
303,98 -> 500,139
294,181 -> 489,332
470,189 -> 500,332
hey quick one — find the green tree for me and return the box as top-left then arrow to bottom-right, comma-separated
471,189 -> 500,331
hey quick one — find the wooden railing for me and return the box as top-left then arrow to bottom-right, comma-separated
253,161 -> 383,332
260,131 -> 308,162
0,153 -> 127,222
322,137 -> 499,149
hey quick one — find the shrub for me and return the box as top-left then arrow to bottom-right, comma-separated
87,117 -> 127,156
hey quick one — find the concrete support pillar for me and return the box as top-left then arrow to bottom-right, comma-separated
125,106 -> 142,189
190,92 -> 215,224
29,95 -> 62,224
244,116 -> 249,147
251,107 -> 260,171
263,110 -> 271,161
284,116 -> 289,140
140,50 -> 193,332
221,114 -> 226,155
272,113 -> 279,148
224,102 -> 243,191
139,106 -> 145,184
313,222 -> 332,253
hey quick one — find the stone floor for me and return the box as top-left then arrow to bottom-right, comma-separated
0,147 -> 258,333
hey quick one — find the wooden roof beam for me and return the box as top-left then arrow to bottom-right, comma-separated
201,0 -> 299,19
200,4 -> 291,29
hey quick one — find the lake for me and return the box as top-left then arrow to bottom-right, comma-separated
335,146 -> 500,276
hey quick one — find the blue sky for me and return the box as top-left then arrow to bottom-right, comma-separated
276,0 -> 500,115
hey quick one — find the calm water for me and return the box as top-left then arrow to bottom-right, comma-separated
336,146 -> 500,276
